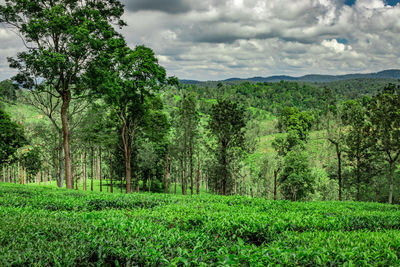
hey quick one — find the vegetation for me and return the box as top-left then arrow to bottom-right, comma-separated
1,0 -> 400,264
1,184 -> 400,266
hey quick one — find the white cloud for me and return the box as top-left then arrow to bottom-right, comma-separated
0,0 -> 400,81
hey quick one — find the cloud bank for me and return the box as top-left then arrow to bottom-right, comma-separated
1,0 -> 400,80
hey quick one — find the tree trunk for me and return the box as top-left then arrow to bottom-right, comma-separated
7,166 -> 10,183
356,158 -> 361,201
61,90 -> 72,189
99,147 -> 102,192
91,147 -> 94,192
57,133 -> 64,188
336,144 -> 342,201
109,152 -> 113,193
121,121 -> 132,194
196,150 -> 200,194
273,169 -> 279,200
164,153 -> 169,194
221,145 -> 227,195
83,150 -> 87,191
190,145 -> 194,195
181,159 -> 185,195
388,161 -> 394,204
148,173 -> 151,193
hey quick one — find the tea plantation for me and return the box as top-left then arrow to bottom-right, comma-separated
0,184 -> 399,266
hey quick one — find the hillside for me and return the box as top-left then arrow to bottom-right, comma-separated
1,184 -> 400,265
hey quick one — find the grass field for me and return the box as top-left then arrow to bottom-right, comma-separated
0,184 -> 399,266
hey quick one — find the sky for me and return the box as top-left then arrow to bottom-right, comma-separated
1,0 -> 400,81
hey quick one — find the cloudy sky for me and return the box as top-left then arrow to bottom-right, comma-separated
1,0 -> 400,81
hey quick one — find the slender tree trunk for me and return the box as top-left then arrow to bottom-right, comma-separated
388,161 -> 394,204
57,133 -> 64,188
109,152 -> 113,193
99,147 -> 102,192
222,145 -> 227,195
181,159 -> 185,195
7,166 -> 10,183
61,90 -> 72,189
273,169 -> 279,200
83,150 -> 87,191
190,145 -> 194,195
165,153 -> 169,194
91,147 -> 94,192
196,150 -> 200,194
175,164 -> 177,194
332,142 -> 343,201
122,122 -> 132,194
148,173 -> 151,193
356,158 -> 361,201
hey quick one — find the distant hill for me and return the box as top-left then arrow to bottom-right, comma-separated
180,69 -> 400,84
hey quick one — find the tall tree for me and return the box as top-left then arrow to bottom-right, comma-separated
342,99 -> 372,201
208,99 -> 246,195
0,0 -> 125,189
177,92 -> 199,195
368,83 -> 400,204
93,45 -> 166,193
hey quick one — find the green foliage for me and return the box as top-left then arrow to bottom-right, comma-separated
208,99 -> 246,195
0,80 -> 19,101
1,184 -> 400,266
20,146 -> 42,177
368,83 -> 400,203
0,107 -> 26,164
280,150 -> 315,201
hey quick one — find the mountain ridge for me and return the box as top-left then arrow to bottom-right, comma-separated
180,69 -> 400,84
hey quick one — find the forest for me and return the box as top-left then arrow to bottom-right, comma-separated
1,0 -> 400,265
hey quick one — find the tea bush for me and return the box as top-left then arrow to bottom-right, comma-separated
0,184 -> 399,266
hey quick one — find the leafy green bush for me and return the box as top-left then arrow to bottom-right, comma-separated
0,184 -> 399,266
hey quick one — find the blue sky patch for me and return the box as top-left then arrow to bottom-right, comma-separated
344,0 -> 356,6
384,0 -> 400,6
345,0 -> 399,6
336,38 -> 349,45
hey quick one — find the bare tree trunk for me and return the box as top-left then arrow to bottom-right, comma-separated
337,147 -> 342,201
389,161 -> 394,204
165,153 -> 169,194
196,150 -> 200,194
273,169 -> 279,200
61,90 -> 72,189
91,147 -> 94,192
57,133 -> 64,188
181,159 -> 185,195
7,166 -> 10,183
190,145 -> 194,195
148,173 -> 151,193
99,147 -> 102,192
109,152 -> 113,193
83,150 -> 87,191
175,164 -> 177,194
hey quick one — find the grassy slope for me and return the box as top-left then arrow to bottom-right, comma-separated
0,183 -> 399,266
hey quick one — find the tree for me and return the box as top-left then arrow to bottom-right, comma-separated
342,99 -> 372,201
368,83 -> 400,204
272,107 -> 314,199
280,149 -> 314,201
322,88 -> 345,201
0,108 -> 26,164
0,0 -> 125,189
208,99 -> 246,195
177,92 -> 199,195
94,45 -> 166,193
0,80 -> 19,101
